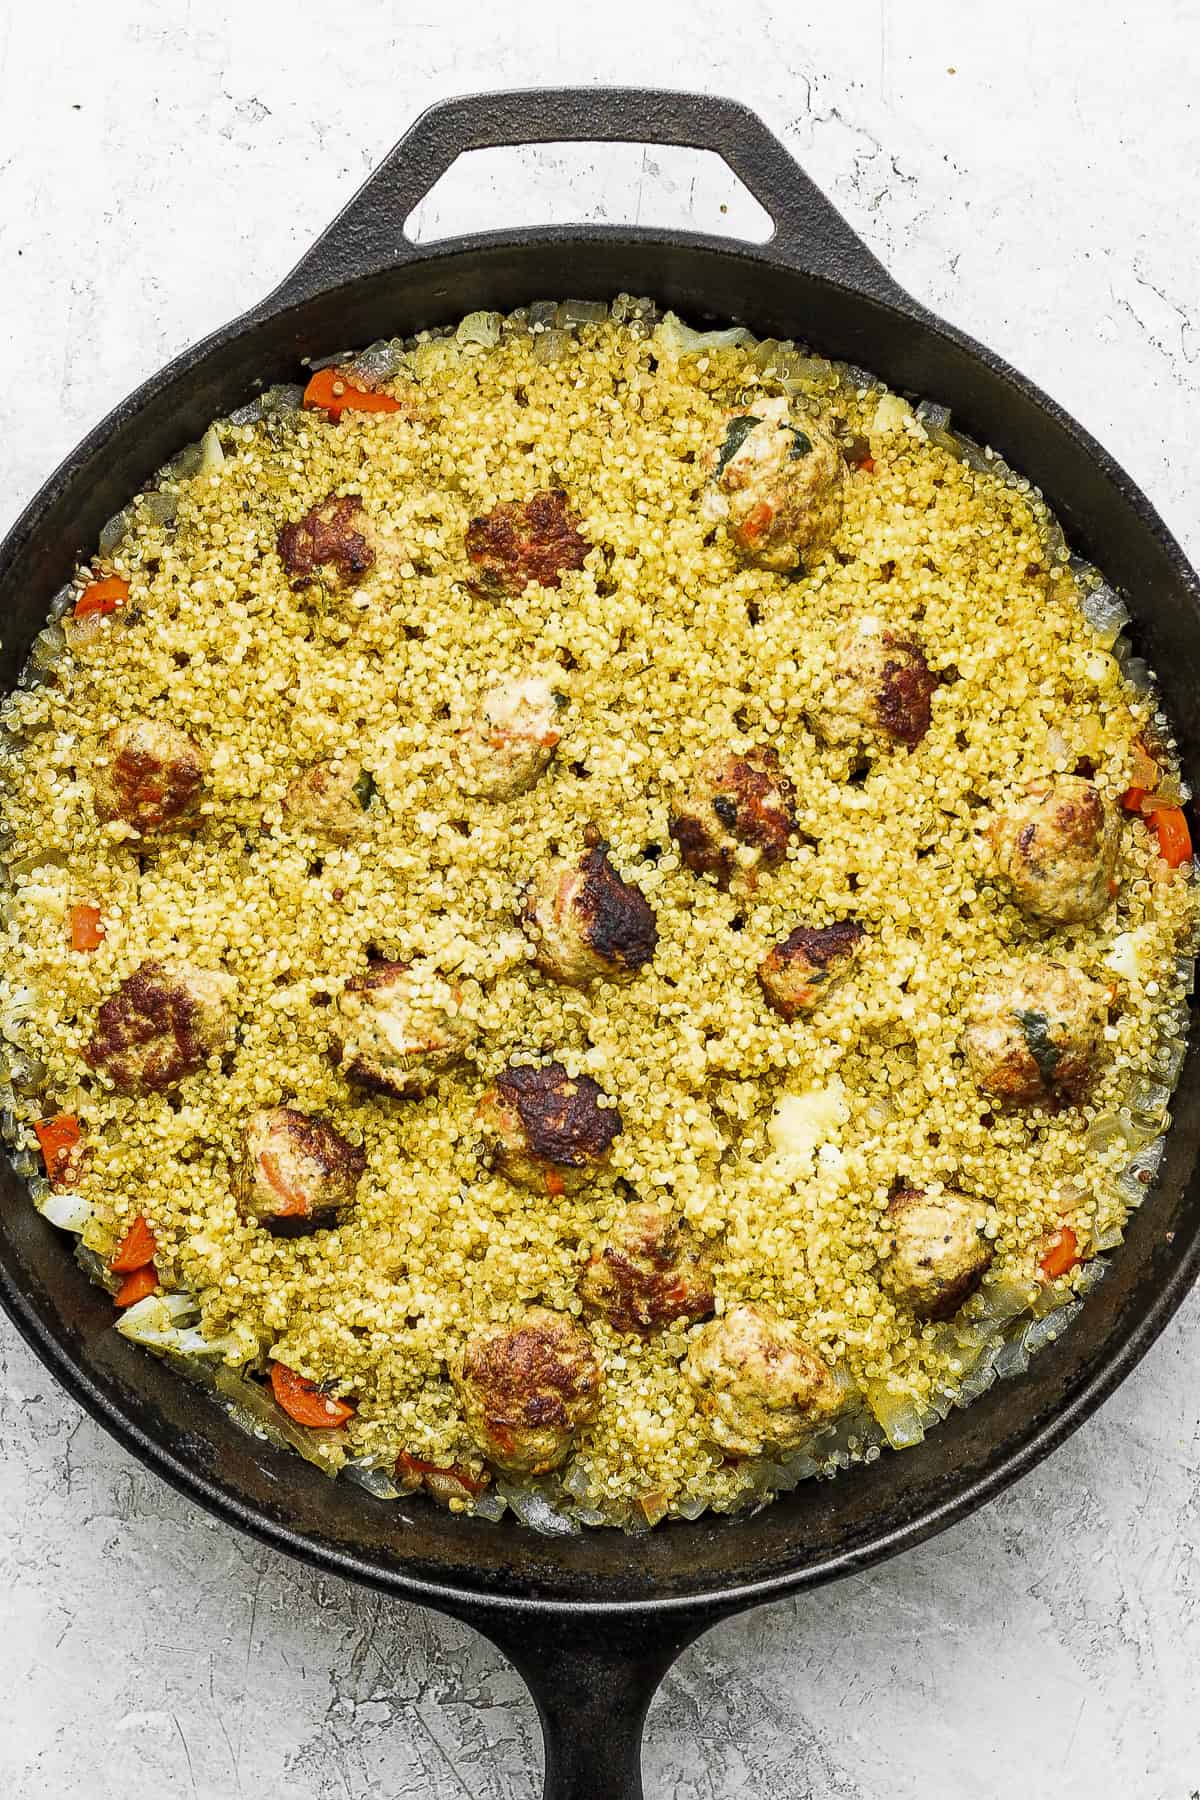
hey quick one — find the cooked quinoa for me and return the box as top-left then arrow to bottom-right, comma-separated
0,300 -> 1195,1531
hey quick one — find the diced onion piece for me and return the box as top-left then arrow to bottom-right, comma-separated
346,340 -> 405,385
555,299 -> 607,327
915,399 -> 951,431
1022,1300 -> 1083,1355
198,425 -> 225,476
228,383 -> 304,425
344,1459 -> 403,1501
861,1380 -> 927,1449
1079,582 -> 1130,647
494,1479 -> 581,1536
35,1188 -> 92,1232
532,327 -> 571,366
470,1488 -> 508,1521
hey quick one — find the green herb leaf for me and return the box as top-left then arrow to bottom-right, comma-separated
1014,1008 -> 1061,1084
714,415 -> 761,477
787,427 -> 813,460
352,768 -> 377,811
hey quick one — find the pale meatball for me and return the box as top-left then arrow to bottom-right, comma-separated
476,1061 -> 621,1193
452,671 -> 565,800
962,959 -> 1111,1106
883,1187 -> 994,1320
522,848 -> 657,986
277,492 -> 380,589
333,960 -> 474,1099
809,616 -> 937,751
701,396 -> 845,571
579,1199 -> 715,1333
758,920 -> 864,1020
92,720 -> 207,834
237,1107 -> 365,1232
670,745 -> 797,887
453,1306 -> 602,1474
84,958 -> 235,1092
987,776 -> 1121,924
283,760 -> 379,839
684,1304 -> 843,1457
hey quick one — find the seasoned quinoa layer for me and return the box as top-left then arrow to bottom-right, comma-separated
0,302 -> 1195,1530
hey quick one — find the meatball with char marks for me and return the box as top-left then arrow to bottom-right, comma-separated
93,720 -> 207,834
701,397 -> 845,571
684,1304 -> 843,1457
670,745 -> 797,887
579,1199 -> 715,1334
809,617 -> 937,752
522,848 -> 658,987
453,1305 -> 601,1475
333,960 -> 474,1099
476,1061 -> 621,1193
987,775 -> 1121,925
465,490 -> 589,595
238,1107 -> 365,1233
883,1187 -> 994,1320
962,959 -> 1111,1107
759,920 -> 864,1020
277,492 -> 380,589
85,958 -> 235,1092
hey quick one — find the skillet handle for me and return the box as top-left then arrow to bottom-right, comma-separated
266,87 -> 909,311
472,1607 -> 710,1800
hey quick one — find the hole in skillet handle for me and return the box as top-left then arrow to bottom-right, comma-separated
259,86 -> 914,316
405,142 -> 775,245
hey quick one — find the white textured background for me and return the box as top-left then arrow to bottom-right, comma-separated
3,3 -> 1200,1795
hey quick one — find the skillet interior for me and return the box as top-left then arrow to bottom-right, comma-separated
2,234 -> 1199,1613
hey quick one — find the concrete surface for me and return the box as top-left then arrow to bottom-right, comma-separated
3,2 -> 1200,1794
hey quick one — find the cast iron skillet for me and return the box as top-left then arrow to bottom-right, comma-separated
1,88 -> 1198,1799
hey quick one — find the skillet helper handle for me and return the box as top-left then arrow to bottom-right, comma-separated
267,87 -> 909,310
475,1609 -> 707,1800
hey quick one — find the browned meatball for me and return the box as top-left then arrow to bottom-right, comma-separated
93,720 -> 207,834
579,1199 -> 716,1333
701,397 -> 845,571
758,920 -> 864,1020
465,489 -> 589,595
84,958 -> 235,1091
809,617 -> 937,751
883,1188 -> 994,1319
670,745 -> 797,886
987,776 -> 1121,924
237,1107 -> 365,1232
453,1305 -> 602,1474
476,1062 -> 621,1193
277,492 -> 378,589
684,1304 -> 843,1456
333,960 -> 475,1099
283,760 -> 379,839
962,959 -> 1111,1106
522,848 -> 658,986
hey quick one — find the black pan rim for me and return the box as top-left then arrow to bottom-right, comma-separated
2,227 -> 1198,1618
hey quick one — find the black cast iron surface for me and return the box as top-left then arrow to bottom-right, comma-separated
2,89 -> 1198,1799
